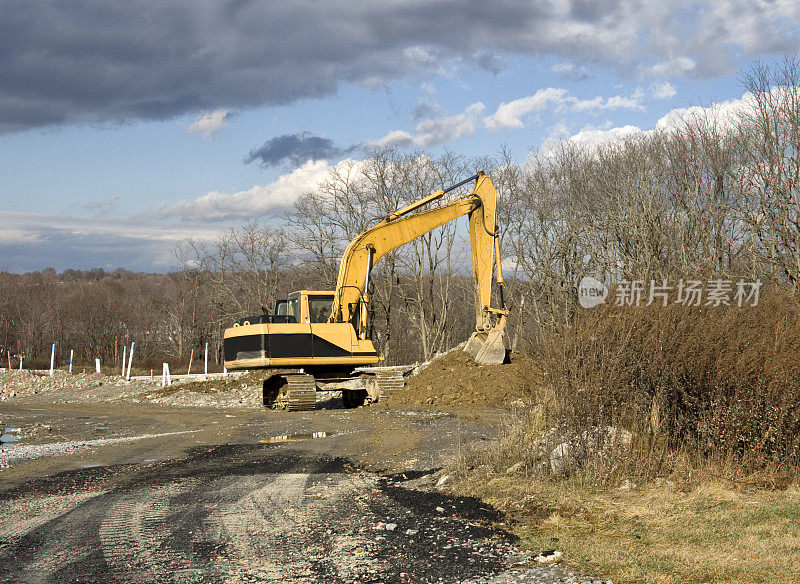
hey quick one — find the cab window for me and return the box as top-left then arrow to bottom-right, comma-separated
308,294 -> 334,323
286,293 -> 300,320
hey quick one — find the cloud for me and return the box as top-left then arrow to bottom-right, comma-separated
651,82 -> 677,100
550,62 -> 592,81
152,159 -> 344,222
246,132 -> 359,168
78,194 -> 121,212
485,88 -> 644,131
0,211 -> 222,272
187,109 -> 231,139
566,124 -> 644,150
647,57 -> 697,78
537,89 -> 760,157
372,102 -> 485,148
1,1 -> 798,133
485,88 -> 569,131
370,130 -> 415,149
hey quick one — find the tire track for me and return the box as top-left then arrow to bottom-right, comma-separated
99,481 -> 203,583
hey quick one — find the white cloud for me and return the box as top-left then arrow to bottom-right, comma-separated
371,130 -> 415,148
551,63 -> 574,74
567,124 -> 644,150
371,102 -> 485,148
570,89 -> 645,112
651,82 -> 677,100
484,88 -> 569,131
536,89 -> 764,159
485,88 -> 644,132
414,102 -> 484,146
187,109 -> 231,139
654,95 -> 751,134
647,57 -> 696,78
153,159 -> 351,222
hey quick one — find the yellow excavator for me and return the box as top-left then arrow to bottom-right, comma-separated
223,171 -> 509,410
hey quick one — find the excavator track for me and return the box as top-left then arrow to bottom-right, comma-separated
373,368 -> 405,398
268,374 -> 316,411
356,366 -> 407,402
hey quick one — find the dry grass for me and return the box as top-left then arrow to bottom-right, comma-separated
455,469 -> 800,584
530,283 -> 800,481
449,286 -> 800,582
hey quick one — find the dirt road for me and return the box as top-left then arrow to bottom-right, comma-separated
0,397 -> 596,584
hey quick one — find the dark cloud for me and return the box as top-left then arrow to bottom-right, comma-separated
0,1 -> 797,133
0,229 -> 173,272
78,195 -> 121,212
246,132 -> 359,168
0,212 -> 221,272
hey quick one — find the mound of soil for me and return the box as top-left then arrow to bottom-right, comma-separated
386,349 -> 539,409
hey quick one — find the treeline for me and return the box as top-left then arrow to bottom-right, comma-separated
2,60 -> 800,382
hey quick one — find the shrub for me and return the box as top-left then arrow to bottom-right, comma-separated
535,283 -> 800,482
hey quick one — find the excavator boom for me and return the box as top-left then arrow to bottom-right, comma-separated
329,171 -> 508,364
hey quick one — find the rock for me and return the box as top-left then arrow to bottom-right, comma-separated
405,529 -> 418,535
533,550 -> 563,563
436,474 -> 450,488
550,425 -> 633,476
618,479 -> 636,491
385,523 -> 397,531
505,461 -> 524,474
435,506 -> 445,513
549,442 -> 572,475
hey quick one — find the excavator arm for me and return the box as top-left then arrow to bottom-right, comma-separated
329,171 -> 508,365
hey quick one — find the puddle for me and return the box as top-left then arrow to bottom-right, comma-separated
93,426 -> 108,432
1,428 -> 21,444
260,431 -> 329,444
143,458 -> 160,463
81,464 -> 101,469
28,408 -> 48,412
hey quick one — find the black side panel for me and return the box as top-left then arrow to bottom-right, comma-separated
268,333 -> 314,358
224,334 -> 265,361
226,332 -> 377,361
312,335 -> 354,358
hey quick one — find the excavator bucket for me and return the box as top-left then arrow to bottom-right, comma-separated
464,325 -> 509,365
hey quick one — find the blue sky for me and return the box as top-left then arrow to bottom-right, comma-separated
0,1 -> 798,272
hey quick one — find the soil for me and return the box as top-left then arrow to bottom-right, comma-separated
386,350 -> 540,409
0,351 -> 608,584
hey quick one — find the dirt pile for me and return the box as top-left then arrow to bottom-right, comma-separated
387,349 -> 540,409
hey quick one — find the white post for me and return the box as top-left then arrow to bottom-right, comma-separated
49,343 -> 55,376
95,358 -> 101,373
121,345 -> 126,377
19,355 -> 22,371
162,362 -> 171,386
69,349 -> 73,373
204,342 -> 208,375
126,342 -> 134,380
223,365 -> 227,376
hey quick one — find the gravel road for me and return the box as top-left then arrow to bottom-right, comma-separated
0,396 -> 610,583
